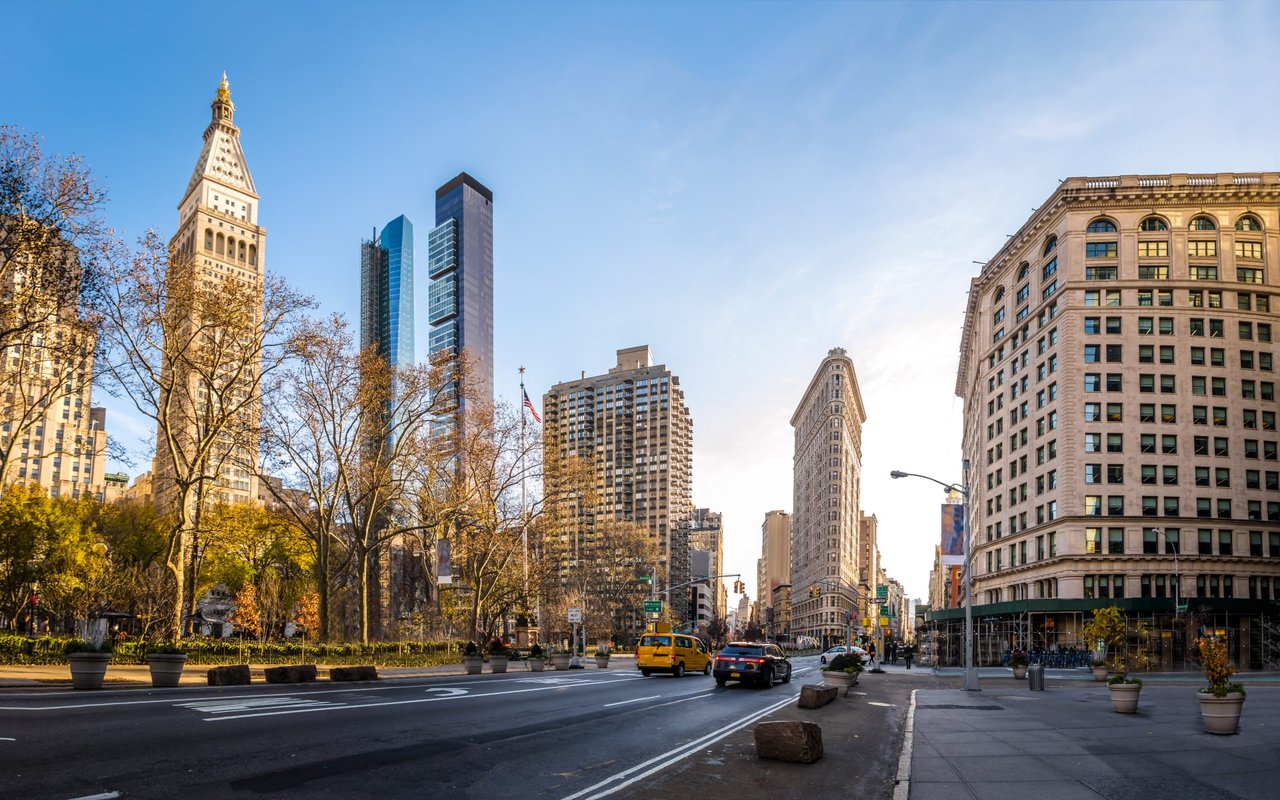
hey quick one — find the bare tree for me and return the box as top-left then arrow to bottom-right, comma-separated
0,128 -> 107,489
95,232 -> 312,636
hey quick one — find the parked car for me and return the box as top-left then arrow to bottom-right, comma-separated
820,645 -> 870,664
713,642 -> 792,688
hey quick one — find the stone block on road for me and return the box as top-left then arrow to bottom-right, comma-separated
754,720 -> 823,764
207,665 -> 251,686
797,684 -> 838,709
329,665 -> 379,682
264,664 -> 318,684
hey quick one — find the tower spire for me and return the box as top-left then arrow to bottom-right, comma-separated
211,71 -> 235,125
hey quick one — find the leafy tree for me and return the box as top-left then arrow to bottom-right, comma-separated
201,502 -> 311,638
0,128 -> 108,489
0,484 -> 82,627
94,232 -> 312,636
227,582 -> 260,639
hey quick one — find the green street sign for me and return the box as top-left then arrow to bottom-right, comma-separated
1177,604 -> 1188,614
876,585 -> 888,597
644,600 -> 663,613
880,605 -> 891,615
637,574 -> 653,584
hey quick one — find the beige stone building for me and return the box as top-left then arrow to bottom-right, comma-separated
153,74 -> 264,512
758,509 -> 791,640
953,173 -> 1280,668
543,346 -> 694,613
789,347 -> 866,645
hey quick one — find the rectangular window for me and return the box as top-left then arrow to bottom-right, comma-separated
1085,242 -> 1118,258
1235,241 -> 1262,260
1086,266 -> 1118,280
1188,240 -> 1217,258
1109,528 -> 1124,554
1085,527 -> 1102,553
1137,241 -> 1168,258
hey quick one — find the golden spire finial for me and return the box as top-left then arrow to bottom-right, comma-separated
216,71 -> 231,103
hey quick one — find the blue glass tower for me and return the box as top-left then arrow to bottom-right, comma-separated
428,173 -> 493,406
361,215 -> 415,369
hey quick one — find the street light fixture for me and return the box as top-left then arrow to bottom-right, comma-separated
891,466 -> 980,692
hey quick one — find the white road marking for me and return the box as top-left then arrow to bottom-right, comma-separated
67,793 -> 121,800
177,696 -> 343,715
0,736 -> 14,741
868,701 -> 896,707
646,692 -> 713,709
201,681 -> 611,722
424,687 -> 468,698
603,695 -> 660,707
560,690 -> 799,800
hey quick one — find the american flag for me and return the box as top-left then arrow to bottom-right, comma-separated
522,388 -> 542,423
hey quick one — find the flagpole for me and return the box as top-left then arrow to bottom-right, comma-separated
520,367 -> 529,596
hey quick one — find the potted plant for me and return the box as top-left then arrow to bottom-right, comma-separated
146,642 -> 189,688
1009,649 -> 1029,680
594,643 -> 611,669
66,640 -> 113,690
1197,637 -> 1245,734
462,641 -> 484,675
821,653 -> 863,689
549,647 -> 572,670
488,638 -> 510,673
527,644 -> 546,672
1081,605 -> 1126,682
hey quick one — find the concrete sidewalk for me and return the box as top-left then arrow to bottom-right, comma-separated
0,654 -> 633,688
906,684 -> 1280,800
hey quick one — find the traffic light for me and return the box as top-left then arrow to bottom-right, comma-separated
733,580 -> 744,594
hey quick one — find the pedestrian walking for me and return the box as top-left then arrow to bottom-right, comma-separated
903,645 -> 913,670
869,642 -> 877,665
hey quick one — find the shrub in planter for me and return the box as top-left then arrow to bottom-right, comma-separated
1197,637 -> 1245,734
462,641 -> 484,674
488,638 -> 510,673
145,642 -> 189,688
527,644 -> 546,672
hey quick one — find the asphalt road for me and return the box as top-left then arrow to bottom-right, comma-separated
0,658 -> 828,800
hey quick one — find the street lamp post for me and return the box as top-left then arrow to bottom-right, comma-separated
891,467 -> 980,691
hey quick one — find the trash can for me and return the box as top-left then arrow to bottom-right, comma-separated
1027,663 -> 1045,691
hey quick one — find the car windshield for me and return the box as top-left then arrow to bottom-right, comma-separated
719,645 -> 764,657
640,635 -> 671,647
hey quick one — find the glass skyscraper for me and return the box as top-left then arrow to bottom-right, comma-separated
428,172 -> 494,406
361,214 -> 415,369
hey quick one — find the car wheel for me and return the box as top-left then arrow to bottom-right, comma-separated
715,677 -> 727,686
672,663 -> 685,678
820,656 -> 827,664
702,661 -> 711,676
640,669 -> 652,677
782,665 -> 791,684
764,668 -> 776,688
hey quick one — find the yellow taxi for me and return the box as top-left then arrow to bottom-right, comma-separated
636,624 -> 712,677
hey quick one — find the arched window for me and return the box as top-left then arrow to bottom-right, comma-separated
994,287 -> 1005,302
1236,215 -> 1263,231
1086,218 -> 1117,233
1043,236 -> 1058,256
1018,262 -> 1030,281
1139,216 -> 1168,232
248,244 -> 257,267
216,233 -> 225,255
1189,216 -> 1217,231
204,229 -> 213,250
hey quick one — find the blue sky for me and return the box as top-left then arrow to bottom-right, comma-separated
7,1 -> 1280,605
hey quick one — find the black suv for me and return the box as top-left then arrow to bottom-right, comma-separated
713,642 -> 792,688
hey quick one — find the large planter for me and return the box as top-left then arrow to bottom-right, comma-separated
1091,666 -> 1108,682
463,656 -> 484,675
68,652 -> 112,690
1012,665 -> 1028,680
1108,682 -> 1141,713
147,653 -> 188,688
527,658 -> 546,672
594,656 -> 610,669
822,670 -> 857,689
489,655 -> 509,674
549,653 -> 572,670
1198,691 -> 1245,735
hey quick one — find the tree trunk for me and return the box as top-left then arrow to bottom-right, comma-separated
316,536 -> 330,643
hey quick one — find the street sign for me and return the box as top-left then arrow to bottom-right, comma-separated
643,600 -> 663,614
879,605 -> 891,615
876,585 -> 888,597
1177,604 -> 1188,614
568,607 -> 582,623
879,616 -> 890,627
861,617 -> 873,628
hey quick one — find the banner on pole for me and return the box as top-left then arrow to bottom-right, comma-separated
941,503 -> 965,565
437,539 -> 453,585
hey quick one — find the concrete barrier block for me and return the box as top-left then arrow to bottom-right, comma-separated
754,720 -> 823,764
329,665 -> 379,682
264,664 -> 318,684
797,684 -> 839,709
207,665 -> 251,686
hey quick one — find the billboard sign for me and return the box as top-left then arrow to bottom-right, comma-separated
941,503 -> 965,566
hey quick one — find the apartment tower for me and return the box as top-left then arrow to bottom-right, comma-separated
427,173 -> 493,407
543,346 -> 694,616
790,348 -> 866,645
689,508 -> 726,618
361,215 -> 415,369
955,172 -> 1280,668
